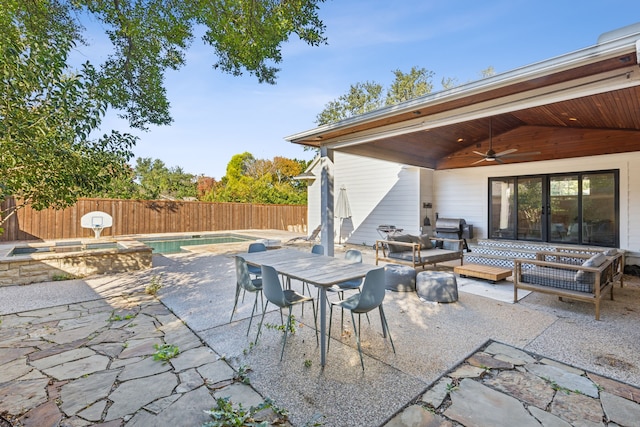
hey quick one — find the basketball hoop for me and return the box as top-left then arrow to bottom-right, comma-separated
81,211 -> 112,239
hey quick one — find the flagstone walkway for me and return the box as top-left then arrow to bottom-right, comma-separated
0,292 -> 281,426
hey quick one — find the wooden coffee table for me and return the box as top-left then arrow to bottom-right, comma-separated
454,264 -> 512,284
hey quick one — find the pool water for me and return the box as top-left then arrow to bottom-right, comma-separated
140,233 -> 256,254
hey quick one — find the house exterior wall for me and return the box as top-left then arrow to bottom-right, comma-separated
433,151 -> 640,263
307,153 -> 424,246
307,151 -> 638,264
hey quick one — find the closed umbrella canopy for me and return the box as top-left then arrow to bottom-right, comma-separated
335,186 -> 352,244
335,186 -> 351,219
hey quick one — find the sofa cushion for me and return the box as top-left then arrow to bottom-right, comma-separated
419,234 -> 433,250
387,234 -> 413,253
523,266 -> 593,293
575,252 -> 607,284
603,248 -> 618,256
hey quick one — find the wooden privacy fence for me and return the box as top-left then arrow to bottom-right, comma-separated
1,198 -> 308,242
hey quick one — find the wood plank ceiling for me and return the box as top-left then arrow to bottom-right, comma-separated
291,53 -> 640,170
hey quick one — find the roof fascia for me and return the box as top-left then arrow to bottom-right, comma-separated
286,28 -> 640,144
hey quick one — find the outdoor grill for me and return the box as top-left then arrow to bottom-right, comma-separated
435,218 -> 473,251
376,224 -> 403,239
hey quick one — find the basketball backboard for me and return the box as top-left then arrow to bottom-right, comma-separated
81,211 -> 113,238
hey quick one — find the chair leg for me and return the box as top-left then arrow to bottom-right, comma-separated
246,291 -> 259,336
379,305 -> 396,354
281,306 -> 293,361
311,296 -> 319,345
255,300 -> 270,344
230,283 -> 241,322
328,303 -> 334,352
352,311 -> 365,370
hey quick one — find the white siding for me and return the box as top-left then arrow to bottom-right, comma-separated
307,153 -> 422,246
335,153 -> 421,245
434,152 -> 640,256
306,159 -> 325,235
307,150 -> 639,262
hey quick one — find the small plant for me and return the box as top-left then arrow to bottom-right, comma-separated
265,314 -> 297,334
235,365 -> 252,385
446,382 -> 459,393
107,311 -> 136,322
203,397 -> 279,427
52,273 -> 77,281
304,359 -> 312,368
543,377 -> 577,395
145,274 -> 163,295
243,341 -> 256,355
153,343 -> 179,362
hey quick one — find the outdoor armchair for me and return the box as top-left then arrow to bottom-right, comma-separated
247,242 -> 267,278
255,264 -> 319,361
328,267 -> 395,370
230,256 -> 263,335
327,249 -> 367,329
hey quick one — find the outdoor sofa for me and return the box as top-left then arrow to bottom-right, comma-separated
375,233 -> 464,269
513,249 -> 624,320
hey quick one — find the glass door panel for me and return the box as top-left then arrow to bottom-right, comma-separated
489,178 -> 515,239
582,173 -> 617,246
488,171 -> 617,246
517,177 -> 543,240
548,175 -> 579,243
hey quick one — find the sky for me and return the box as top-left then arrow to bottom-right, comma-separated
90,0 -> 639,180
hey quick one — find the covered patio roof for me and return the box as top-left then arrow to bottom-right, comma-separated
286,23 -> 640,170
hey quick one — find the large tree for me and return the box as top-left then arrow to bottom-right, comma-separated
205,152 -> 308,204
1,0 -> 326,229
315,67 -> 434,126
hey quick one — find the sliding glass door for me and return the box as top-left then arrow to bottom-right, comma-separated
488,170 -> 618,247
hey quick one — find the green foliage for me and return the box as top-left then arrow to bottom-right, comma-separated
235,365 -> 252,385
204,153 -> 308,205
265,314 -> 297,334
134,158 -> 197,200
203,396 -> 287,427
386,67 -> 434,105
0,0 -> 135,227
1,0 -> 325,224
107,311 -> 136,322
52,273 -> 78,281
315,65 -> 496,128
145,275 -> 163,295
153,344 -> 180,362
316,81 -> 384,125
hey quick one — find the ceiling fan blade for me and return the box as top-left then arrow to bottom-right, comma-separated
471,157 -> 487,165
495,148 -> 518,157
472,151 -> 486,156
500,151 -> 541,159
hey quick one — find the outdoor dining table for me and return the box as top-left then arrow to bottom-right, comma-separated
239,248 -> 377,367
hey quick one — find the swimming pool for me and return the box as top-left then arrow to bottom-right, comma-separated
139,233 -> 257,254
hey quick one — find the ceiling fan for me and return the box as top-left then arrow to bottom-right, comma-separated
471,119 -> 539,165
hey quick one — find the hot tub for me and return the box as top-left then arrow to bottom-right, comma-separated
0,238 -> 152,286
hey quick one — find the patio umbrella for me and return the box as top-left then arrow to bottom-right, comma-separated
335,186 -> 352,244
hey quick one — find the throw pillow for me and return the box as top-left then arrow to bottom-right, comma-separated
603,248 -> 618,256
387,234 -> 413,253
575,252 -> 607,284
418,234 -> 433,249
